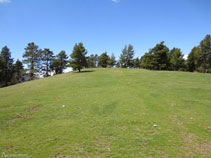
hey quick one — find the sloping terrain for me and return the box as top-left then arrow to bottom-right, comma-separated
0,68 -> 210,157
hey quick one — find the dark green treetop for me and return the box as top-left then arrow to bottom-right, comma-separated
0,46 -> 14,86
70,43 -> 87,72
119,44 -> 134,68
98,52 -> 110,68
41,48 -> 54,76
199,34 -> 211,73
168,48 -> 185,71
23,42 -> 40,79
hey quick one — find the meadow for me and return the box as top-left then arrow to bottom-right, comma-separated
0,68 -> 210,157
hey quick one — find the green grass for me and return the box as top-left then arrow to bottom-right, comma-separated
0,68 -> 211,158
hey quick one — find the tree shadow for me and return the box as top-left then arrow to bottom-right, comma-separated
74,70 -> 95,73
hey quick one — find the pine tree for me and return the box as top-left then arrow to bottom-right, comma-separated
119,45 -> 134,68
133,57 -> 140,68
186,47 -> 200,72
140,52 -> 154,69
151,41 -> 169,70
168,48 -> 185,71
87,54 -> 98,68
23,42 -> 40,79
0,46 -> 14,86
13,59 -> 24,83
41,48 -> 54,76
0,56 -> 5,86
98,52 -> 110,68
70,43 -> 87,72
108,53 -> 116,67
140,42 -> 169,70
199,34 -> 211,73
51,51 -> 68,74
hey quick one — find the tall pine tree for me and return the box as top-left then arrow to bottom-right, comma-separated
87,54 -> 98,68
0,46 -> 14,86
23,42 -> 40,79
119,45 -> 134,68
70,43 -> 87,72
168,48 -> 185,71
13,59 -> 24,83
186,47 -> 200,72
98,52 -> 110,68
108,53 -> 116,67
199,34 -> 211,73
41,48 -> 54,76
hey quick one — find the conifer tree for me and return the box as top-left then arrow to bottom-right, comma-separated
98,52 -> 110,68
199,34 -> 211,73
41,48 -> 54,76
0,46 -> 14,86
108,53 -> 116,67
168,48 -> 185,71
13,59 -> 24,83
70,43 -> 87,72
119,45 -> 134,68
186,47 -> 200,72
23,42 -> 40,79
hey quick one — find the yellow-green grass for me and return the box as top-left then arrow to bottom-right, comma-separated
0,68 -> 210,157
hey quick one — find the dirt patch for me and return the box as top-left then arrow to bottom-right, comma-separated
93,137 -> 111,153
176,133 -> 211,158
27,105 -> 43,113
169,114 -> 211,157
8,105 -> 43,122
8,113 -> 25,122
55,153 -> 70,158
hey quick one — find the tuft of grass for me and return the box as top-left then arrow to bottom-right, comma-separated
0,68 -> 210,157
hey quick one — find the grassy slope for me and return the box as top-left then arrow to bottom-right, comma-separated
0,68 -> 210,158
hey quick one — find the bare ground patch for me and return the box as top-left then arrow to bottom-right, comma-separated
27,105 -> 43,113
8,112 -> 26,122
55,153 -> 71,158
177,133 -> 211,158
169,114 -> 211,157
7,105 -> 43,122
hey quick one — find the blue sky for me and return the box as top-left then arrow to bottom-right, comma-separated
0,0 -> 210,61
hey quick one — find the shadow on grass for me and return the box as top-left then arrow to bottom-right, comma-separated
73,70 -> 95,73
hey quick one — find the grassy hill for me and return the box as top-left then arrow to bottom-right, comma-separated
0,68 -> 210,157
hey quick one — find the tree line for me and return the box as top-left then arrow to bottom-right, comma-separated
140,35 -> 211,73
0,34 -> 210,87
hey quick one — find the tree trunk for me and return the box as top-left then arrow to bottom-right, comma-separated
78,68 -> 81,72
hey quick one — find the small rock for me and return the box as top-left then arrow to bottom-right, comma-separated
62,105 -> 66,108
153,124 -> 158,127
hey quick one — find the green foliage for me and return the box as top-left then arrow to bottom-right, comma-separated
13,59 -> 24,83
0,46 -> 14,86
108,53 -> 116,67
87,54 -> 98,68
186,34 -> 211,73
52,50 -> 68,74
151,41 -> 169,70
23,42 -> 40,79
140,52 -> 154,69
70,43 -> 87,72
98,52 -> 110,68
40,48 -> 54,76
119,44 -> 134,68
187,47 -> 200,72
140,41 -> 169,70
168,48 -> 185,71
199,34 -> 211,73
133,57 -> 141,68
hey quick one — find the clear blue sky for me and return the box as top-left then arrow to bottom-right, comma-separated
0,0 -> 210,61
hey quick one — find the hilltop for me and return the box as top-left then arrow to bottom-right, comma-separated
0,68 -> 210,157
